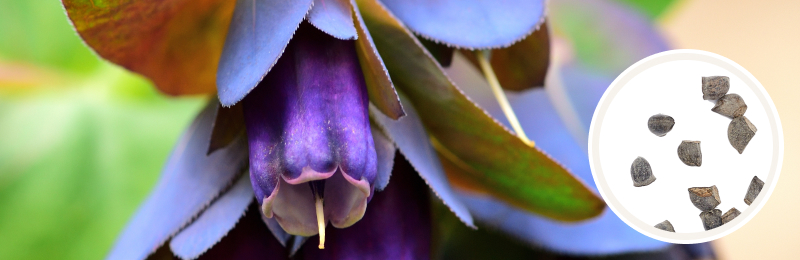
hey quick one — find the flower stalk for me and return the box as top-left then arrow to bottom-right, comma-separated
475,50 -> 534,147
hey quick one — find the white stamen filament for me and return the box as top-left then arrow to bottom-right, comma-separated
475,49 -> 535,147
315,195 -> 326,249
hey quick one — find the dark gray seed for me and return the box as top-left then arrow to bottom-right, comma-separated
700,209 -> 723,231
654,220 -> 675,232
728,116 -> 757,154
712,94 -> 748,118
744,176 -> 765,205
722,208 -> 741,224
688,185 -> 721,211
630,157 -> 656,187
702,76 -> 730,100
677,140 -> 702,166
647,114 -> 675,137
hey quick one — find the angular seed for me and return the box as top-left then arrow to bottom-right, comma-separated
744,176 -> 765,205
630,157 -> 656,187
688,185 -> 721,211
654,220 -> 675,232
647,114 -> 675,137
721,207 -> 741,224
700,209 -> 723,231
677,140 -> 702,167
728,116 -> 757,154
702,76 -> 730,100
712,94 -> 747,118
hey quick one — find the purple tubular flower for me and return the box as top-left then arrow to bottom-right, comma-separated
243,23 -> 378,238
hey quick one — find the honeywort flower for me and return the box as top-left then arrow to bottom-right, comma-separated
60,0 -> 714,259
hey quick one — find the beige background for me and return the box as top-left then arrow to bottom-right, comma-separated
661,0 -> 800,258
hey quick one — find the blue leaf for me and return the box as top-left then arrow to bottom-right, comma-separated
369,101 -> 474,228
371,125 -> 396,191
447,56 -> 669,254
351,0 -> 406,120
169,174 -> 254,260
216,0 -> 314,106
308,0 -> 358,40
106,101 -> 249,260
379,0 -> 545,49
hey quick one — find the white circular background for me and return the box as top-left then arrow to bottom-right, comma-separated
588,50 -> 783,244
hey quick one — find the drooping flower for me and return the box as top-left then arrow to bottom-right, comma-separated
61,0 -> 714,259
242,22 -> 377,240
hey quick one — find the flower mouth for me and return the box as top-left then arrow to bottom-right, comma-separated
259,166 -> 371,240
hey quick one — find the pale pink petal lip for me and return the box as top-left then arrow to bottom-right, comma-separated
261,168 -> 371,236
325,169 -> 371,228
283,166 -> 336,185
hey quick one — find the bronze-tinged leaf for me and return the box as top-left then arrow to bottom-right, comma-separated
207,102 -> 245,155
62,0 -> 235,95
350,0 -> 405,119
461,23 -> 550,91
357,0 -> 604,221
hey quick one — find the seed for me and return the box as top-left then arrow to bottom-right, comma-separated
630,157 -> 656,187
744,176 -> 765,205
702,76 -> 730,100
677,141 -> 702,167
721,208 -> 741,224
688,185 -> 721,211
654,220 -> 675,232
647,114 -> 675,137
712,94 -> 747,118
699,209 -> 723,231
728,116 -> 757,154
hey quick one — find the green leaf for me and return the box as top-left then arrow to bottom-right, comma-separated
357,0 -> 604,221
0,0 -> 100,74
0,66 -> 204,260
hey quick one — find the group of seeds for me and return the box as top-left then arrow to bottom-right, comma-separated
630,76 -> 765,232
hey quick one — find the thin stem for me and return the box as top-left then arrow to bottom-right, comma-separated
315,196 -> 326,249
474,50 -> 534,147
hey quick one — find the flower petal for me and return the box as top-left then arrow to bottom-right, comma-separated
461,23 -> 550,91
62,0 -> 235,95
243,23 -> 376,207
371,125 -> 396,191
216,0 -> 314,106
370,101 -> 474,227
301,155 -> 431,259
308,0 -> 358,40
169,174 -> 253,260
379,0 -> 545,49
445,55 -> 669,254
207,102 -> 245,155
195,203 -> 290,260
358,0 -> 604,222
351,0 -> 405,119
106,100 -> 249,260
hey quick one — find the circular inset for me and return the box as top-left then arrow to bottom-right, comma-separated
588,50 -> 783,244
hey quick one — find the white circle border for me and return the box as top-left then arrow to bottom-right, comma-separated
587,49 -> 784,244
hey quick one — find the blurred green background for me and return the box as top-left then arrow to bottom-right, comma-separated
9,0 -> 797,259
0,1 -> 205,259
